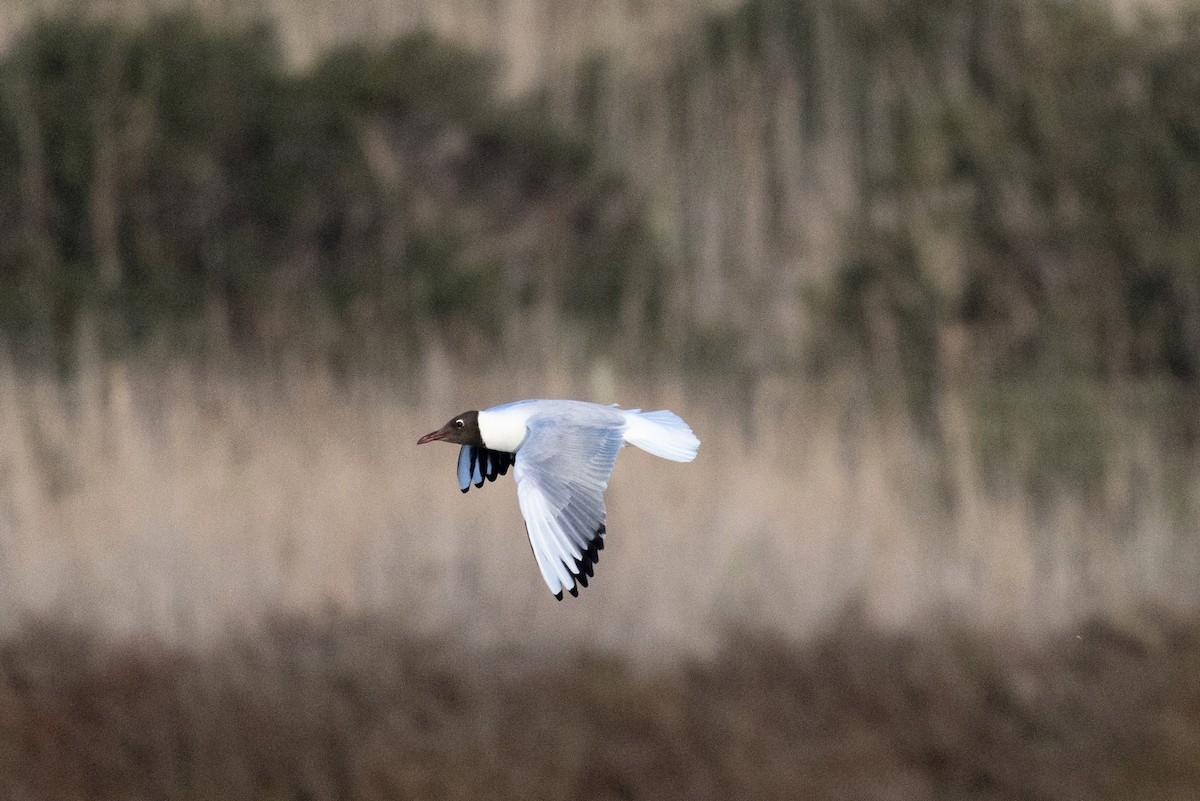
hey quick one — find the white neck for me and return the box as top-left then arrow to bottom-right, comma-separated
477,407 -> 532,452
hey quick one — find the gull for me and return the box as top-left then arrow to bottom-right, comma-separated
418,399 -> 699,599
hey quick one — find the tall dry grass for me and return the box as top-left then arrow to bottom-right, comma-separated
0,348 -> 1194,657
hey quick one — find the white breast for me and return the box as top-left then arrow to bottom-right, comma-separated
477,405 -> 535,452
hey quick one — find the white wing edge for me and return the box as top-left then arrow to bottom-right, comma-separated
517,478 -> 585,596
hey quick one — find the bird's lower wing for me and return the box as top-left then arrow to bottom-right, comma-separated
514,416 -> 623,599
516,479 -> 607,600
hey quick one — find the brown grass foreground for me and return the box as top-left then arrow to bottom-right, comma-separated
0,608 -> 1196,801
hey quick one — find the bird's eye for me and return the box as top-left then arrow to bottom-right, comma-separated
454,419 -> 464,428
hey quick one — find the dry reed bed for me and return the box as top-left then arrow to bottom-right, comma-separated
0,607 -> 1196,800
0,355 -> 1194,656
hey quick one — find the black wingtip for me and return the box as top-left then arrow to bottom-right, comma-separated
557,523 -> 605,599
460,486 -> 469,494
554,590 -> 563,601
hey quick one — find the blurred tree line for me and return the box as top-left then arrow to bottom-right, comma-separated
0,0 -> 1198,399
0,13 -> 662,369
568,0 -> 1200,396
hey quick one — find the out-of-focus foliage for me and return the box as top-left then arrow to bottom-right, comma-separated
3,1 -> 1200,396
574,0 -> 1200,389
822,1 -> 1199,382
0,14 -> 663,367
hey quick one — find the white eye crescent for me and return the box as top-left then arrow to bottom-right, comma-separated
454,419 -> 465,428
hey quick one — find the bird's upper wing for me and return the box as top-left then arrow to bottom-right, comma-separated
514,409 -> 624,599
457,446 -> 514,492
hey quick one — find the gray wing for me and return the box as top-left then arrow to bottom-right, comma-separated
514,412 -> 624,599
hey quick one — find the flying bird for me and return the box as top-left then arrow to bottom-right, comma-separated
418,399 -> 699,599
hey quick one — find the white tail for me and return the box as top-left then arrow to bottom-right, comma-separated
622,409 -> 700,462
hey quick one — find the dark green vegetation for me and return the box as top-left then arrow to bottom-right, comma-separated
0,14 -> 661,367
0,610 -> 1196,800
650,0 -> 1200,384
2,2 -> 1200,385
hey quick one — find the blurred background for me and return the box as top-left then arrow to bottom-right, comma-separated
0,0 -> 1198,798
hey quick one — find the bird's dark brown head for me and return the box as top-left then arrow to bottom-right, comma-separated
418,410 -> 484,446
